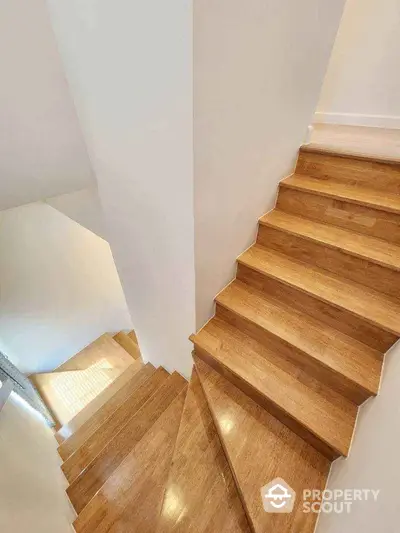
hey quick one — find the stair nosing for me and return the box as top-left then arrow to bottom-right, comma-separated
192,333 -> 352,458
259,210 -> 400,272
237,248 -> 400,336
300,144 -> 400,166
215,292 -> 378,398
280,174 -> 400,215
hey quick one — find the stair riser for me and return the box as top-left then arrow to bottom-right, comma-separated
58,364 -> 154,462
297,150 -> 400,194
67,375 -> 187,515
236,263 -> 395,353
216,302 -> 374,405
277,187 -> 400,244
62,370 -> 169,483
257,224 -> 400,299
193,346 -> 340,461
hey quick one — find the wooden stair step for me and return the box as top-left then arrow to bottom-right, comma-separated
58,361 -> 152,460
281,174 -> 400,215
297,147 -> 400,194
127,329 -> 138,343
67,372 -> 187,514
30,368 -> 123,428
56,359 -> 144,444
216,279 -> 382,404
260,209 -> 400,271
73,387 -> 186,533
238,244 -> 400,336
191,316 -> 357,459
195,358 -> 331,533
62,367 -> 170,483
113,331 -> 141,360
156,369 -> 251,533
56,333 -> 134,371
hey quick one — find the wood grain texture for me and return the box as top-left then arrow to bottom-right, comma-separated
297,147 -> 400,193
113,331 -> 141,360
196,358 -> 331,533
73,388 -> 187,533
238,245 -> 400,335
236,263 -> 396,353
62,367 -> 169,482
56,359 -> 144,444
156,369 -> 251,533
56,333 -> 134,371
258,217 -> 400,300
191,317 -> 357,459
277,186 -> 400,244
216,280 -> 382,404
282,175 -> 400,215
67,372 -> 187,514
259,209 -> 400,272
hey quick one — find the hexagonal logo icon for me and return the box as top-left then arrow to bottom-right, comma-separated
261,478 -> 296,513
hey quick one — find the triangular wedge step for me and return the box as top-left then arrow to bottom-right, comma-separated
191,316 -> 357,459
127,329 -> 138,343
238,244 -> 400,336
215,279 -> 382,405
30,368 -> 123,427
196,358 -> 331,533
156,369 -> 251,533
67,372 -> 187,514
281,174 -> 400,215
56,333 -> 134,371
56,359 -> 145,444
113,331 -> 141,360
73,387 -> 187,533
62,367 -> 170,482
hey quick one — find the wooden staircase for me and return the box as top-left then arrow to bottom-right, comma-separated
33,145 -> 399,533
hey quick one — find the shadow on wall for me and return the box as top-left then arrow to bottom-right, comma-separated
0,202 -> 132,375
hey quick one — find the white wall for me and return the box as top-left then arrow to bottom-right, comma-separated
0,203 -> 133,375
316,0 -> 400,128
0,393 -> 74,532
0,0 -> 95,211
46,0 -> 195,377
46,187 -> 106,240
316,341 -> 400,533
194,0 -> 346,327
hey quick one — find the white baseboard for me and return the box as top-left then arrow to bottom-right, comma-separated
314,112 -> 400,130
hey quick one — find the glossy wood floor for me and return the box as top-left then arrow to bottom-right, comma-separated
45,138 -> 399,533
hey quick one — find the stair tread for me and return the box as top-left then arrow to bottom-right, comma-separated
196,358 -> 331,533
282,174 -> 400,214
113,331 -> 141,360
260,209 -> 400,271
156,370 -> 251,533
216,277 -> 382,397
58,361 -> 152,460
238,244 -> 400,335
67,372 -> 187,514
73,387 -> 186,533
56,359 -> 144,443
192,316 -> 357,457
56,333 -> 134,371
30,368 -> 124,427
62,367 -> 170,483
